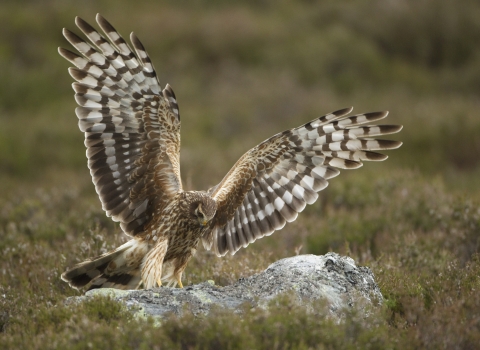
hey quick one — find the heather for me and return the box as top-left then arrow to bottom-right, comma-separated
1,1 -> 479,348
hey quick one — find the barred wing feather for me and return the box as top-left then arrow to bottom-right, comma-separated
59,14 -> 182,236
205,107 -> 402,256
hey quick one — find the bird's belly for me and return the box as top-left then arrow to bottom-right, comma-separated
164,234 -> 200,262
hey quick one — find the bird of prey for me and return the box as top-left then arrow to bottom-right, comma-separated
59,14 -> 402,290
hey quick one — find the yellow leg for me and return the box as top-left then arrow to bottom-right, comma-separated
157,278 -> 162,287
177,277 -> 183,288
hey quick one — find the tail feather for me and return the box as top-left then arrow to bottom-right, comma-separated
88,269 -> 143,290
61,239 -> 148,290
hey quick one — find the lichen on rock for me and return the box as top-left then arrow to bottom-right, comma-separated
77,253 -> 383,321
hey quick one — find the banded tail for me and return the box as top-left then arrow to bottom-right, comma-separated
61,239 -> 149,290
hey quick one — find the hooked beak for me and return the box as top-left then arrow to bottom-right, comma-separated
198,217 -> 208,227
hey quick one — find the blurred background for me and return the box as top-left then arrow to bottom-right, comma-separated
1,1 -> 480,346
1,0 -> 479,195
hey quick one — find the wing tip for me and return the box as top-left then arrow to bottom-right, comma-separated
388,124 -> 403,134
334,106 -> 354,116
95,13 -> 105,23
96,13 -> 113,33
363,110 -> 389,120
130,32 -> 141,47
76,16 -> 99,36
393,141 -> 403,149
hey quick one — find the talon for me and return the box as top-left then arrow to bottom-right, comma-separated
157,278 -> 162,287
177,278 -> 183,288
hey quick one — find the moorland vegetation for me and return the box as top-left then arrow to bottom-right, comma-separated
1,1 -> 479,348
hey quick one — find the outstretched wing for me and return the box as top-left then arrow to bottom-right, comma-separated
60,14 -> 182,236
204,107 -> 402,256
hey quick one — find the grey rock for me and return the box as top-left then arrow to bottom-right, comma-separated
80,253 -> 383,321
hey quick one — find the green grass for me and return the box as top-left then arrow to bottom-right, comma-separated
1,0 -> 480,348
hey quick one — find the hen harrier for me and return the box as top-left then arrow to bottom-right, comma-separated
60,14 -> 402,290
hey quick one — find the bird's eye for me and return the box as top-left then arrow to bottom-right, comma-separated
196,204 -> 204,218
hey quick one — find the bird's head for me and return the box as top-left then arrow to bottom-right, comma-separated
186,192 -> 217,227
194,203 -> 208,227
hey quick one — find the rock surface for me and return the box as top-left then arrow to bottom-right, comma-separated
80,253 -> 383,320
